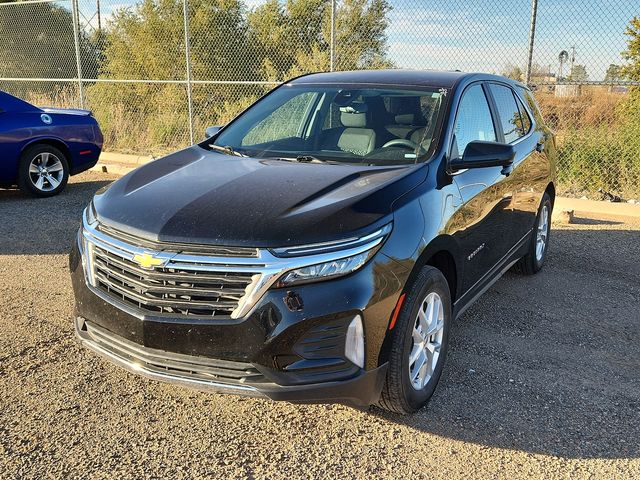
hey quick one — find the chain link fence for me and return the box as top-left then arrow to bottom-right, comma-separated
1,0 -> 639,199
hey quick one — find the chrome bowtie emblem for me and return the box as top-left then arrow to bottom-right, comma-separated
132,252 -> 166,269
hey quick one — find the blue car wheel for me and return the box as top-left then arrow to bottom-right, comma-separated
18,144 -> 69,197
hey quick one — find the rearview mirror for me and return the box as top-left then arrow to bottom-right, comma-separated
450,140 -> 515,175
205,125 -> 222,138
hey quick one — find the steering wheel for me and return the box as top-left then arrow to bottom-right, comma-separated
381,138 -> 427,155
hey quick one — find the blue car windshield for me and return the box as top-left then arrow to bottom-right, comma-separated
209,84 -> 446,166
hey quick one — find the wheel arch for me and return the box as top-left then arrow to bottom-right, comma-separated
545,181 -> 556,208
20,137 -> 72,167
407,235 -> 461,305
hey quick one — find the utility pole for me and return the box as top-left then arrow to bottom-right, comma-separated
97,0 -> 101,32
183,0 -> 194,144
525,0 -> 538,84
71,0 -> 85,109
330,0 -> 336,72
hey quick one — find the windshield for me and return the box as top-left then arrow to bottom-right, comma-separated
209,84 -> 446,166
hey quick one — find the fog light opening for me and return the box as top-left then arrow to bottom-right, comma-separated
345,315 -> 365,368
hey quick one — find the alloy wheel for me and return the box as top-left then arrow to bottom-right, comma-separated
28,152 -> 65,193
535,204 -> 549,262
408,291 -> 445,390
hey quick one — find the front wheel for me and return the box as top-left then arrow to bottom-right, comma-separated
377,266 -> 451,414
18,144 -> 69,198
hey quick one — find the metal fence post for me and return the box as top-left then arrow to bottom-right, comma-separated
71,0 -> 85,109
330,0 -> 336,72
183,0 -> 194,144
525,0 -> 538,85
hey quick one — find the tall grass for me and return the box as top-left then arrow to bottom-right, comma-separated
537,89 -> 640,199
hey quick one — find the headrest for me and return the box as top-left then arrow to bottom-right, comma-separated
340,111 -> 367,128
394,113 -> 416,125
340,103 -> 368,128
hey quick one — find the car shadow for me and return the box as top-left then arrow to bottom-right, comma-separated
570,215 -> 624,226
0,178 -> 112,255
372,226 -> 640,460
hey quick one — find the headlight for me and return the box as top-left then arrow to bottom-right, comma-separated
274,223 -> 391,287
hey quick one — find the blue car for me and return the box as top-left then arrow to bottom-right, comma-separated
0,91 -> 103,197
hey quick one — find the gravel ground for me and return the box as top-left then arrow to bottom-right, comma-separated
1,172 -> 639,479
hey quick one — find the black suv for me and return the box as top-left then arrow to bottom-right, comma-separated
71,70 -> 556,414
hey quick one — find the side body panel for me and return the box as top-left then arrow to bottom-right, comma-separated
409,76 -> 555,320
0,110 -> 102,183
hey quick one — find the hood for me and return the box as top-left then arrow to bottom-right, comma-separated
41,107 -> 92,116
93,146 -> 427,248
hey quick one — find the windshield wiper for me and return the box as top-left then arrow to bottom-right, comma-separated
274,155 -> 333,164
208,144 -> 247,157
295,155 -> 321,163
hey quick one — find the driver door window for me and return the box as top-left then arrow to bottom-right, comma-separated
452,84 -> 496,157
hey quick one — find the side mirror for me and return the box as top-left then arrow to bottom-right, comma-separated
205,125 -> 222,138
450,140 -> 516,175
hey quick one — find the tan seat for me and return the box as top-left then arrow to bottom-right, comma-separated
337,109 -> 376,155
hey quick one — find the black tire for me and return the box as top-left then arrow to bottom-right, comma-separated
513,192 -> 552,275
17,144 -> 69,198
377,266 -> 452,414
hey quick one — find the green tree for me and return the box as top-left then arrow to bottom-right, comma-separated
0,1 -> 98,95
621,16 -> 640,82
567,64 -> 588,82
502,64 -> 523,82
334,0 -> 393,70
248,0 -> 392,81
88,0 -> 254,150
604,64 -> 622,83
618,17 -> 640,135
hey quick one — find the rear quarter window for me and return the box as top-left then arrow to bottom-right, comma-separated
517,87 -> 544,126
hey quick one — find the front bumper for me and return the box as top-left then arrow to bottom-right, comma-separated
75,316 -> 387,406
70,232 -> 406,406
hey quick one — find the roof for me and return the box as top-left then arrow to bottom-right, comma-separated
289,69 -> 525,90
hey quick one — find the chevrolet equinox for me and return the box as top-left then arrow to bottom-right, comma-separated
71,70 -> 556,414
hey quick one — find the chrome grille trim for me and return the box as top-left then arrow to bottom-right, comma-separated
97,223 -> 259,257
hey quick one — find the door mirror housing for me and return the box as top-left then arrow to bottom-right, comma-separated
205,125 -> 223,138
450,140 -> 516,175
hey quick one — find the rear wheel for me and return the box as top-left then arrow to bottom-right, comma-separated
377,266 -> 451,414
18,144 -> 69,198
513,192 -> 552,275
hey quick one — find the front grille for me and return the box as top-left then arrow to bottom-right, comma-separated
84,227 -> 263,318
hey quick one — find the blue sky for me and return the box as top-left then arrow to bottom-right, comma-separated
385,0 -> 636,80
84,0 -> 637,81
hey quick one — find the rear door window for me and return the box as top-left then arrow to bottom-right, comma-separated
489,84 -> 525,143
